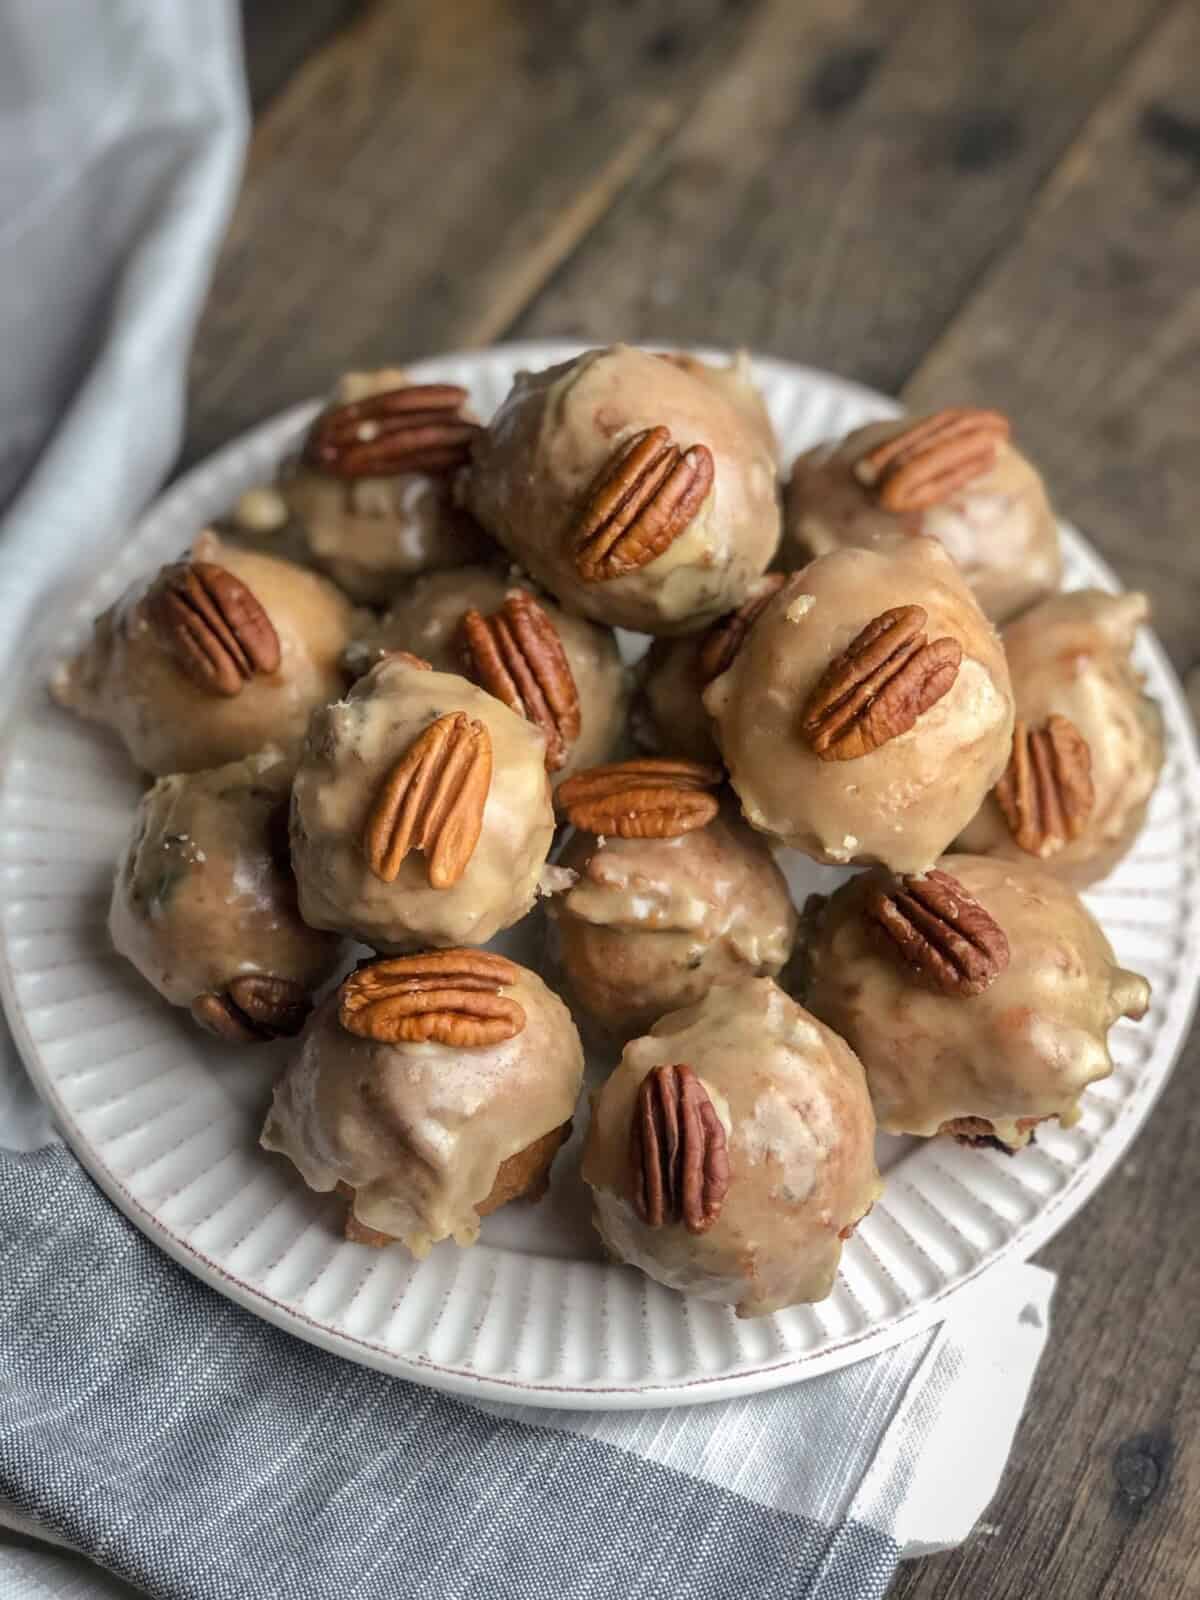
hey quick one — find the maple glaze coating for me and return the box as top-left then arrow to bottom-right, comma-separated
231,368 -> 490,605
802,854 -> 1150,1148
108,747 -> 340,1017
657,349 -> 779,465
958,590 -> 1164,885
344,565 -> 629,781
550,805 -> 797,1040
463,345 -> 780,634
785,413 -> 1061,624
706,539 -> 1013,873
635,572 -> 789,764
583,979 -> 880,1316
262,964 -> 583,1256
290,654 -> 554,951
51,530 -> 358,775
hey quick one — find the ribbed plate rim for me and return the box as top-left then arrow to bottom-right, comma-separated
1,341 -> 1198,1408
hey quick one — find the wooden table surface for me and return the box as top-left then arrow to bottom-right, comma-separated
194,5 -> 1200,1595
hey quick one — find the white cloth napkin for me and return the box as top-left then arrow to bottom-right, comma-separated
0,6 -> 1052,1596
0,0 -> 247,670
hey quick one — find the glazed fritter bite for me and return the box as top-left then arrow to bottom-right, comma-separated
550,761 -> 796,1040
343,565 -> 629,781
785,406 -> 1061,623
229,368 -> 490,604
52,529 -> 357,775
464,344 -> 780,635
290,653 -> 555,952
958,590 -> 1164,885
262,950 -> 583,1255
109,748 -> 341,1040
582,978 -> 880,1315
705,539 -> 1013,872
801,854 -> 1150,1150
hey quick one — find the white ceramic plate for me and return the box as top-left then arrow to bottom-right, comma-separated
3,344 -> 1199,1409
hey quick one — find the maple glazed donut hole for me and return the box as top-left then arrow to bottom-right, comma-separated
289,653 -> 555,952
549,762 -> 797,1041
784,406 -> 1062,624
463,344 -> 781,635
262,950 -> 584,1257
581,978 -> 881,1316
50,529 -> 359,776
800,854 -> 1151,1151
704,538 -> 1014,873
230,368 -> 491,605
108,747 -> 342,1042
957,589 -> 1164,886
342,565 -> 630,782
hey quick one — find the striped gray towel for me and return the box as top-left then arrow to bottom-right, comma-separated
0,1142 -> 1052,1600
0,5 -> 1052,1595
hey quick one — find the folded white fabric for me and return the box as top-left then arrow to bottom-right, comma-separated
0,0 -> 246,1148
0,0 -> 247,669
0,6 -> 1053,1597
480,1259 -> 1053,1560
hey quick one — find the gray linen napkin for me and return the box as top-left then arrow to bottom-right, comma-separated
0,7 -> 1052,1596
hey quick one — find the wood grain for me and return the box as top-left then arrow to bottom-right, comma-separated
905,0 -> 1200,678
512,0 -> 1169,394
894,14 -> 1200,1589
239,0 -> 365,110
185,0 -> 759,463
892,1041 -> 1200,1600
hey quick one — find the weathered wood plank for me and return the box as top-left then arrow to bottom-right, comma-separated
239,0 -> 365,111
894,15 -> 1200,1591
904,0 -> 1200,679
891,1049 -> 1200,1600
512,0 -> 1169,397
185,0 -> 761,463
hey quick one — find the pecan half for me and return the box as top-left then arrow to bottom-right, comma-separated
573,426 -> 715,582
800,605 -> 962,761
695,573 -> 788,686
338,950 -> 525,1046
363,712 -> 492,888
994,715 -> 1094,857
303,384 -> 481,479
150,561 -> 280,697
631,1063 -> 730,1234
190,974 -> 310,1042
461,591 -> 581,771
557,757 -> 722,838
868,868 -> 1010,997
853,408 -> 1011,512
